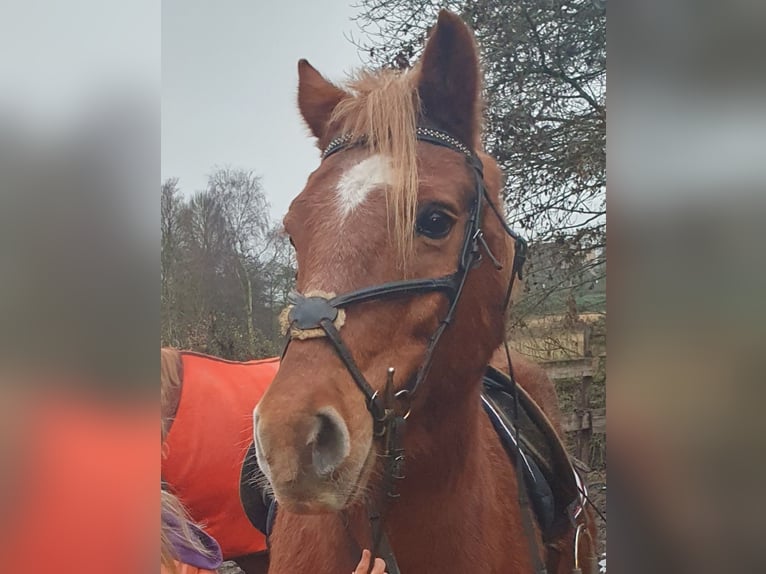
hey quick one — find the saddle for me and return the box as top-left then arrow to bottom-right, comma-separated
239,366 -> 583,543
481,365 -> 584,540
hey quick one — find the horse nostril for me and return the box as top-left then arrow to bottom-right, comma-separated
309,409 -> 350,477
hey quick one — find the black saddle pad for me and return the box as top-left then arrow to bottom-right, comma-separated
481,365 -> 581,539
239,442 -> 276,541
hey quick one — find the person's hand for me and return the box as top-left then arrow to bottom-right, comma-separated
353,549 -> 388,574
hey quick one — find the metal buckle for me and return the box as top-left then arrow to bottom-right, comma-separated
394,389 -> 412,420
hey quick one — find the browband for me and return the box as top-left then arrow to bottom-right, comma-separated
323,126 -> 473,160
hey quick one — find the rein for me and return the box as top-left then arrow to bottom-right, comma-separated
281,126 -> 532,572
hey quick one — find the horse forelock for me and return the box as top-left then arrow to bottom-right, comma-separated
329,69 -> 420,268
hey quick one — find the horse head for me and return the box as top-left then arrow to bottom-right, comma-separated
254,10 -> 519,514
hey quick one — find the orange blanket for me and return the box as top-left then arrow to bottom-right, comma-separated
162,352 -> 279,559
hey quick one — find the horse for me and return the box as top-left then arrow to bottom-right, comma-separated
252,10 -> 597,574
159,345 -> 572,574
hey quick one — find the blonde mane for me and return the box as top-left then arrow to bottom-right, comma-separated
330,69 -> 421,265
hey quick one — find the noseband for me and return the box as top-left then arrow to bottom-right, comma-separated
281,126 -> 528,571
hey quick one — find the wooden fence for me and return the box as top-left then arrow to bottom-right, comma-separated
536,328 -> 605,466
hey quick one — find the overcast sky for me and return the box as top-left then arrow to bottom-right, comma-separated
162,0 -> 365,222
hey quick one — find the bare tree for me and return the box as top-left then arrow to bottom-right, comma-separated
160,170 -> 296,360
352,0 -> 606,318
161,178 -> 182,345
206,168 -> 273,357
176,190 -> 239,354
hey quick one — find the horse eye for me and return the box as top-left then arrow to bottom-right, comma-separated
416,208 -> 454,239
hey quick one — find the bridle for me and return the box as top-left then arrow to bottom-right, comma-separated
281,126 -> 528,572
284,126 -> 527,427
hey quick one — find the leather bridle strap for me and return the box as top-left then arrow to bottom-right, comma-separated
318,317 -> 386,423
284,126 -> 530,423
404,242 -> 475,399
329,276 -> 458,308
284,132 -> 487,421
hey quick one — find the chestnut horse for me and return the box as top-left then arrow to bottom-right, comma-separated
160,346 -> 571,574
254,10 -> 596,574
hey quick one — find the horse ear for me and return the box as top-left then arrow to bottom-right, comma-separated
417,10 -> 481,148
297,59 -> 346,143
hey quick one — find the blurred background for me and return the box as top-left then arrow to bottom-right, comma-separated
0,1 -> 158,572
609,0 -> 766,572
2,0 -> 765,572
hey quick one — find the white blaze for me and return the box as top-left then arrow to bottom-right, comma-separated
335,154 -> 391,218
